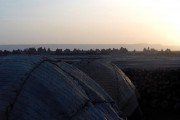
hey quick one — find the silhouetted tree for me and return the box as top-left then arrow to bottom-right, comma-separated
46,48 -> 52,54
165,48 -> 171,54
24,48 -> 37,54
95,49 -> 101,55
63,49 -> 71,55
119,47 -> 128,53
0,50 -> 3,56
12,49 -> 22,54
143,48 -> 147,52
101,49 -> 109,55
73,49 -> 81,55
3,50 -> 10,55
55,49 -> 62,55
86,49 -> 96,55
37,47 -> 46,54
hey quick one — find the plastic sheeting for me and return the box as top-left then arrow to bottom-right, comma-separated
0,56 -> 123,120
74,60 -> 139,117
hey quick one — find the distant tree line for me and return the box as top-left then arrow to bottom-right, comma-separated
142,47 -> 172,55
0,47 -> 128,56
0,46 -> 176,56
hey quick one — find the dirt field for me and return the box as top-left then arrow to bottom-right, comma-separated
113,55 -> 180,120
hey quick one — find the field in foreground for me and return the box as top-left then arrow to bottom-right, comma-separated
113,55 -> 180,120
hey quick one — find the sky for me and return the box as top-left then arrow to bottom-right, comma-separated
0,0 -> 180,46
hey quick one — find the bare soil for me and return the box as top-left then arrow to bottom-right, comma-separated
113,55 -> 180,120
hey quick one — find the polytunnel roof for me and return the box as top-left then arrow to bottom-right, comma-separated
74,60 -> 138,117
0,56 -> 124,120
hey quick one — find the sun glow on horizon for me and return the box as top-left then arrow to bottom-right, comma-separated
145,0 -> 180,45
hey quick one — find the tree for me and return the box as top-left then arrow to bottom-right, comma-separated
95,49 -> 100,55
12,49 -> 22,54
47,48 -> 51,53
55,48 -> 62,55
165,48 -> 171,54
37,47 -> 46,54
86,49 -> 95,55
143,48 -> 147,52
63,49 -> 71,55
119,47 -> 128,53
3,50 -> 10,55
101,49 -> 108,55
0,50 -> 3,56
73,49 -> 81,55
24,48 -> 37,54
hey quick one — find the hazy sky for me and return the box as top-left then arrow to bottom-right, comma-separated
0,0 -> 180,45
